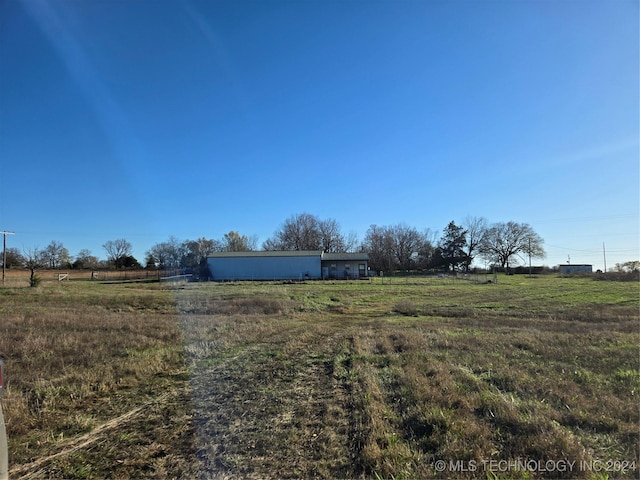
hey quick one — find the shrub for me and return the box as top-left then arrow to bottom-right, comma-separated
29,273 -> 41,287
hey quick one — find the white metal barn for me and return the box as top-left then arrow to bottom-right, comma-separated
207,251 -> 369,281
208,251 -> 323,281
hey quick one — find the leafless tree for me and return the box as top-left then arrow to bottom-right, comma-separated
263,213 -> 351,252
614,261 -> 639,273
281,213 -> 321,250
461,216 -> 488,271
179,237 -> 221,280
391,224 -> 425,271
73,249 -> 100,269
343,231 -> 360,253
183,237 -> 220,266
103,238 -> 133,269
42,240 -> 71,269
479,221 -> 545,269
147,236 -> 184,269
414,230 -> 438,270
361,225 -> 395,273
317,219 -> 355,253
362,224 -> 434,272
23,246 -> 44,287
1,248 -> 24,268
222,231 -> 257,252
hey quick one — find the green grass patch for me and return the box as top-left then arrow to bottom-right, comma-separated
2,274 -> 638,478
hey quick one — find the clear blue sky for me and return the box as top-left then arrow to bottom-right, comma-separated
1,0 -> 638,270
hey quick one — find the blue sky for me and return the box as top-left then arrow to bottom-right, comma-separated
0,0 -> 638,270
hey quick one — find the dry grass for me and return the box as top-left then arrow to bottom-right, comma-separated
0,275 -> 638,478
0,283 -> 198,479
1,269 -> 159,287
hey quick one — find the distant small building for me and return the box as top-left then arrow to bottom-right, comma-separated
559,264 -> 593,274
207,251 -> 369,281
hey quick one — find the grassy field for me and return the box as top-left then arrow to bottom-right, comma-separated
0,274 -> 638,479
1,268 -> 168,287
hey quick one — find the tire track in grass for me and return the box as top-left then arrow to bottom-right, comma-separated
188,332 -> 358,479
10,391 -> 174,479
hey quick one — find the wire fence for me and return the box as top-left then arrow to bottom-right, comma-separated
0,269 -> 187,287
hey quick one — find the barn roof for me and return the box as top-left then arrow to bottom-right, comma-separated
207,251 -> 369,260
209,250 -> 322,258
322,252 -> 369,261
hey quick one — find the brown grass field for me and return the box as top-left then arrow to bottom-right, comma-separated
1,269 -> 165,287
0,272 -> 638,479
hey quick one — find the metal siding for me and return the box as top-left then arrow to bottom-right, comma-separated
321,259 -> 368,279
208,255 -> 321,280
321,257 -> 368,279
559,264 -> 592,274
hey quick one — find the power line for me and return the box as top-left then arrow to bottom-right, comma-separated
545,244 -> 639,254
532,213 -> 639,225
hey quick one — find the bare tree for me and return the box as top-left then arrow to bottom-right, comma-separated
147,236 -> 184,269
614,261 -> 639,273
263,213 -> 351,252
1,248 -> 24,268
362,224 -> 432,272
222,231 -> 257,252
318,219 -> 342,252
261,237 -> 283,251
42,240 -> 71,269
73,249 -> 100,269
415,229 -> 438,270
479,221 -> 545,269
391,224 -> 425,271
280,213 -> 321,250
182,237 -> 220,267
343,231 -> 360,253
318,219 -> 353,253
23,246 -> 44,287
461,216 -> 488,271
181,237 -> 221,280
103,238 -> 133,269
361,225 -> 395,273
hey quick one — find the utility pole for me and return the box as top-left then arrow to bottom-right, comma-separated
603,242 -> 607,273
528,238 -> 532,277
1,231 -> 15,286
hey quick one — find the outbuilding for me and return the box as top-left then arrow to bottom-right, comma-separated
321,252 -> 369,279
207,251 -> 369,281
558,264 -> 593,274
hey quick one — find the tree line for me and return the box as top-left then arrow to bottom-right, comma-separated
4,213 -> 548,275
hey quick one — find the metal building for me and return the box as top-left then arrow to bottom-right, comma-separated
207,251 -> 369,281
558,264 -> 593,274
208,251 -> 323,281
